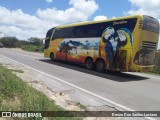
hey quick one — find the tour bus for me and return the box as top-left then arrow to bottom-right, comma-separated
44,15 -> 159,72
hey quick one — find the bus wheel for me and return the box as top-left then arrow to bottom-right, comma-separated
50,53 -> 54,61
95,59 -> 105,72
85,58 -> 94,70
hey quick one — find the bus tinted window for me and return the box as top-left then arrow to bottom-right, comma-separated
53,18 -> 137,39
53,27 -> 75,38
45,27 -> 55,49
143,15 -> 159,33
74,23 -> 104,38
53,23 -> 105,38
46,27 -> 55,38
53,28 -> 63,38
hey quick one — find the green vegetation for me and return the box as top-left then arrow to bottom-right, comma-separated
0,37 -> 44,52
0,37 -> 18,48
0,65 -> 78,120
152,52 -> 160,74
10,69 -> 24,73
21,45 -> 44,52
76,102 -> 86,110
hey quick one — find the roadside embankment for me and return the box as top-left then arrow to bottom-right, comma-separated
0,65 -> 79,120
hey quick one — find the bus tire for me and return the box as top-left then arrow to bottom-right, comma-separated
50,53 -> 54,61
95,59 -> 105,73
85,58 -> 94,70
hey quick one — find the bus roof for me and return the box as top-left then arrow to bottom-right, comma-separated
56,15 -> 143,29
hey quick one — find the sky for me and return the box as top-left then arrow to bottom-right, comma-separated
0,0 -> 160,49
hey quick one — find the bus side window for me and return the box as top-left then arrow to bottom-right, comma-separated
74,23 -> 104,38
74,26 -> 84,38
51,32 -> 56,40
53,27 -> 76,39
65,27 -> 76,38
52,29 -> 61,39
51,31 -> 55,40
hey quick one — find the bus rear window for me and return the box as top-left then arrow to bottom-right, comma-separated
143,15 -> 159,33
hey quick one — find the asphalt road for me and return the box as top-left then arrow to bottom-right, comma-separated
0,48 -> 160,112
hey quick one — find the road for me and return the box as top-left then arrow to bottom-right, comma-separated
0,48 -> 160,113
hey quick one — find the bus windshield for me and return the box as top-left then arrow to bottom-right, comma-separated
45,27 -> 55,49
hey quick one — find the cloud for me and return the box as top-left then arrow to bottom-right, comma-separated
0,0 -> 98,40
125,0 -> 160,49
0,26 -> 44,40
46,0 -> 53,3
0,6 -> 53,39
37,0 -> 98,24
126,0 -> 160,18
93,15 -> 107,21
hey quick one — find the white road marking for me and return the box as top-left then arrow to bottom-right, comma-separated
0,54 -> 157,120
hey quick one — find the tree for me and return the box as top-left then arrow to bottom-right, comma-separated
28,37 -> 42,46
0,37 -> 19,47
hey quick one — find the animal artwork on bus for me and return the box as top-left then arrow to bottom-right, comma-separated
44,15 -> 159,72
102,26 -> 133,70
102,27 -> 118,69
57,38 -> 100,62
58,41 -> 80,53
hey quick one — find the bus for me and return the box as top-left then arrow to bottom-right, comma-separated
44,15 -> 159,72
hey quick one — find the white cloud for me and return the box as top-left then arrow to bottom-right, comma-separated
0,32 -> 4,38
93,15 -> 107,21
0,0 -> 98,40
37,0 -> 98,24
0,26 -> 43,40
126,0 -> 160,18
0,6 -> 54,40
125,0 -> 160,49
46,0 -> 53,3
129,0 -> 160,10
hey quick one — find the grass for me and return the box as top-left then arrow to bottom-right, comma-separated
10,69 -> 24,73
76,102 -> 86,110
0,65 -> 78,120
21,45 -> 44,53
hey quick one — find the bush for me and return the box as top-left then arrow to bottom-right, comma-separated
0,37 -> 19,48
0,37 -> 43,48
152,52 -> 160,74
21,45 -> 44,52
28,37 -> 42,46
